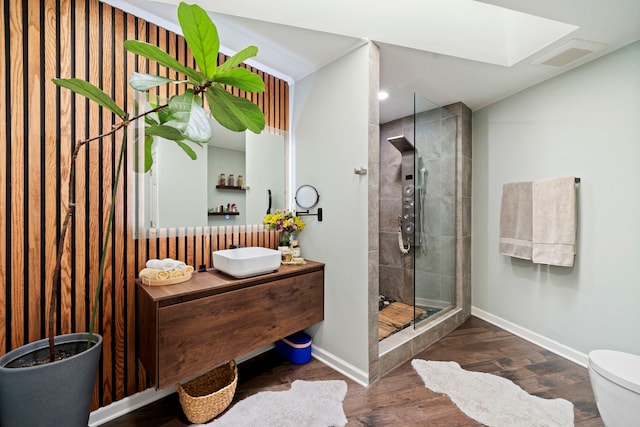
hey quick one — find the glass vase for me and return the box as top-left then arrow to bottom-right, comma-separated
279,232 -> 292,247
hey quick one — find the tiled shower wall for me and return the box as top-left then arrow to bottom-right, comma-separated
379,116 -> 415,303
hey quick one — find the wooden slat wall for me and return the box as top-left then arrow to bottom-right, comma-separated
0,0 -> 288,408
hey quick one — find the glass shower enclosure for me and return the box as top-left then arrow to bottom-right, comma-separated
412,93 -> 457,327
378,92 -> 458,343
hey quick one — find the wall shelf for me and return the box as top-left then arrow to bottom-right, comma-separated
208,212 -> 239,216
215,185 -> 245,191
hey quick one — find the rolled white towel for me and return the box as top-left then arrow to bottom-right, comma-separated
165,258 -> 187,271
168,265 -> 194,278
146,259 -> 174,271
146,258 -> 186,272
139,268 -> 170,281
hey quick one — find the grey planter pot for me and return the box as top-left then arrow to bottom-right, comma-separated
0,332 -> 102,427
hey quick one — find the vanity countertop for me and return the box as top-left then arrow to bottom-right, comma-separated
139,260 -> 324,306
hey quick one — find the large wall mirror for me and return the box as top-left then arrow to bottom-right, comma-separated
134,116 -> 287,237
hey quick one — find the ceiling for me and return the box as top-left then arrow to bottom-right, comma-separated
108,0 -> 640,123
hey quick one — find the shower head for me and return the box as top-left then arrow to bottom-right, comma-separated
387,135 -> 414,152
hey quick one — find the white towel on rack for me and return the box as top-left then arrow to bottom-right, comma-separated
499,181 -> 533,260
532,177 -> 577,267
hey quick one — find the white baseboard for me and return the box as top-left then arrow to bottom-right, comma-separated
311,345 -> 369,387
471,306 -> 588,368
88,343 -> 275,426
88,386 -> 175,427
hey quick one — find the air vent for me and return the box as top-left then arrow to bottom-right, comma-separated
530,39 -> 607,68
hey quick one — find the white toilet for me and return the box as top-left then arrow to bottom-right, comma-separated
588,349 -> 640,426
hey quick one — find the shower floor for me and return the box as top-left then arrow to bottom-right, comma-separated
415,306 -> 443,323
378,296 -> 443,341
378,302 -> 422,341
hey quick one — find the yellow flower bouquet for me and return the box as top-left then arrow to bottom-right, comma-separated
263,209 -> 305,246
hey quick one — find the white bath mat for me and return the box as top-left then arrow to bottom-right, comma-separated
194,379 -> 348,427
412,359 -> 574,427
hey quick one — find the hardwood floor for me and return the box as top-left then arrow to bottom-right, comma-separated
102,316 -> 602,426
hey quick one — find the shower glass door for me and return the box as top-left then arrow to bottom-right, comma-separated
413,93 -> 456,327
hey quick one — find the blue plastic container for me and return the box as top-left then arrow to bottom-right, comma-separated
275,331 -> 312,364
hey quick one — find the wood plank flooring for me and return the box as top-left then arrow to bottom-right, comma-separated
102,316 -> 602,426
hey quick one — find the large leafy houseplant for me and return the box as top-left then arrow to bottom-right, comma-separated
49,1 -> 264,357
0,3 -> 265,426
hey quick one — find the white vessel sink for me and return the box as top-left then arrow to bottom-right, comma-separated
212,247 -> 281,278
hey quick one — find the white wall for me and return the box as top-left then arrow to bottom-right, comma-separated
245,132 -> 285,224
156,138 -> 207,228
472,41 -> 640,357
292,44 -> 371,376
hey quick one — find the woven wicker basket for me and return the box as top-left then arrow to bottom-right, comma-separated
176,360 -> 238,424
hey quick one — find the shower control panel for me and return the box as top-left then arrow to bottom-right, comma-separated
388,135 -> 421,250
401,175 -> 418,246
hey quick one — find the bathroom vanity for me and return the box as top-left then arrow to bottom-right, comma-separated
137,261 -> 324,389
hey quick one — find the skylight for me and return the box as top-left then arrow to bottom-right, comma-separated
143,0 -> 579,67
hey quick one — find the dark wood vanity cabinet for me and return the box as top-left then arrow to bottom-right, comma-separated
137,261 -> 324,389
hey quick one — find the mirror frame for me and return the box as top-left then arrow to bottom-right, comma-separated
295,184 -> 319,209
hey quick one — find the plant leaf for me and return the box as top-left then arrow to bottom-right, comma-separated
124,40 -> 203,83
205,85 -> 265,133
157,107 -> 172,125
133,134 -> 155,173
177,3 -> 219,79
143,135 -> 154,172
175,140 -> 198,160
129,72 -> 181,91
213,68 -> 265,93
218,46 -> 258,73
144,113 -> 159,126
164,90 -> 212,143
53,78 -> 127,118
145,124 -> 184,141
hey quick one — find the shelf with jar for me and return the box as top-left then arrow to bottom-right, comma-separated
217,173 -> 244,189
209,203 -> 239,216
215,185 -> 246,190
208,211 -> 240,216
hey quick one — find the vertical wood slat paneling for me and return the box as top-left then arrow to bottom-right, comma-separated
26,0 -> 42,344
100,1 -> 114,404
1,0 -> 289,409
124,10 -> 138,399
110,5 -> 123,401
73,0 -> 87,340
58,0 -> 73,336
0,0 -> 8,353
9,0 -> 25,350
42,0 -> 57,353
86,0 -> 102,409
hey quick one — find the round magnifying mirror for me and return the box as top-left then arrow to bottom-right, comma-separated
295,185 -> 319,209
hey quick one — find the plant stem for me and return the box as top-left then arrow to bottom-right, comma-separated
88,130 -> 127,347
48,139 -> 88,361
47,102 -> 168,361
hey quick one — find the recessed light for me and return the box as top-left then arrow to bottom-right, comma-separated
378,91 -> 389,100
